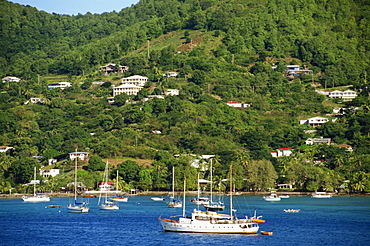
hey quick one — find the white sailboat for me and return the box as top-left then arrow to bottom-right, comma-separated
159,164 -> 260,234
99,161 -> 119,210
167,166 -> 182,208
203,159 -> 225,211
190,174 -> 210,205
22,167 -> 50,202
68,155 -> 89,213
110,170 -> 128,202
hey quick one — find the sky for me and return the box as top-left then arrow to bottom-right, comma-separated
8,0 -> 140,15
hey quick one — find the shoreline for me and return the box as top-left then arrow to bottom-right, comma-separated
1,191 -> 368,199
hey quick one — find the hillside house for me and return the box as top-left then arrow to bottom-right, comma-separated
305,137 -> 332,145
2,76 -> 21,83
226,101 -> 251,108
113,84 -> 143,96
100,63 -> 129,74
165,89 -> 179,96
0,146 -> 14,153
300,117 -> 330,127
40,169 -> 60,178
99,182 -> 114,191
163,72 -> 178,77
328,90 -> 357,100
47,82 -> 72,90
69,152 -> 89,161
337,144 -> 353,152
270,148 -> 294,157
121,75 -> 148,87
272,65 -> 312,78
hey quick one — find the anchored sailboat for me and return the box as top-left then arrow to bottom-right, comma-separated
159,164 -> 260,234
22,166 -> 50,202
167,166 -> 182,208
203,159 -> 225,211
68,153 -> 89,213
99,161 -> 119,210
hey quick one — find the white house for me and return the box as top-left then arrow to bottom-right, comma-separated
47,82 -> 72,90
113,84 -> 143,96
226,101 -> 251,108
305,137 -> 331,145
270,148 -> 294,157
99,182 -> 114,191
163,72 -> 178,77
165,89 -> 179,96
69,152 -> 89,161
121,75 -> 148,87
2,76 -> 21,83
40,169 -> 60,178
328,90 -> 357,100
0,146 -> 14,153
300,117 -> 330,127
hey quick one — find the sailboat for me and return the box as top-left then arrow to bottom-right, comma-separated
110,170 -> 128,202
190,173 -> 210,205
158,164 -> 260,234
22,167 -> 50,202
99,161 -> 119,210
67,155 -> 89,213
167,166 -> 182,208
203,159 -> 225,211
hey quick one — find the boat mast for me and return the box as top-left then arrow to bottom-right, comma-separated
182,177 -> 186,217
33,166 -> 36,196
172,166 -> 175,199
230,163 -> 233,220
210,158 -> 213,203
116,170 -> 119,191
74,150 -> 78,201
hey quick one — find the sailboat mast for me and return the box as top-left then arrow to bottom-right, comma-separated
33,166 -> 36,196
172,166 -> 175,198
230,163 -> 233,220
74,153 -> 78,201
116,170 -> 119,191
182,178 -> 186,217
210,159 -> 213,202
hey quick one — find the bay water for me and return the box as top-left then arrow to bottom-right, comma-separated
0,195 -> 369,245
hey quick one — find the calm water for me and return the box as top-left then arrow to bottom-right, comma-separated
0,195 -> 369,245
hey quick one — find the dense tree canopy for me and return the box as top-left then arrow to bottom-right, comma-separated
0,0 -> 369,194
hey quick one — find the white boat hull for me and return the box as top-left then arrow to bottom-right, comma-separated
99,204 -> 119,210
110,197 -> 128,202
312,195 -> 332,198
151,197 -> 165,201
159,218 -> 259,234
67,205 -> 89,213
22,195 -> 50,202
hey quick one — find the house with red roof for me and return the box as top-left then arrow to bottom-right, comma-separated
270,148 -> 294,157
226,101 -> 251,108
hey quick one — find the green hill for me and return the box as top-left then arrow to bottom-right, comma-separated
0,0 -> 369,194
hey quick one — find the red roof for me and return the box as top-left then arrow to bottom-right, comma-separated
270,151 -> 277,153
100,182 -> 114,185
226,101 -> 241,104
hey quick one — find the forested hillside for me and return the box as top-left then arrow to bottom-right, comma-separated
0,0 -> 369,194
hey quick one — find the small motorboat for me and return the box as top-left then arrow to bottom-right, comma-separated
279,195 -> 290,199
284,209 -> 300,213
45,205 -> 61,208
311,192 -> 332,198
261,231 -> 273,235
263,192 -> 281,201
151,197 -> 166,201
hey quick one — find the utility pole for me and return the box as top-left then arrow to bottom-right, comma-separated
147,40 -> 150,59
